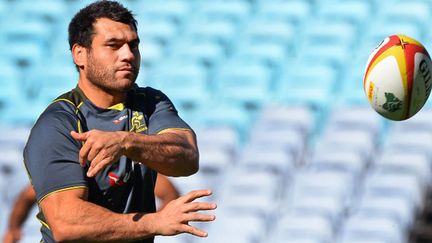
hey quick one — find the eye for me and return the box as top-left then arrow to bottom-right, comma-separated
107,43 -> 120,49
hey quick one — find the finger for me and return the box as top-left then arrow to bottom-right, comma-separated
87,156 -> 113,177
180,224 -> 208,238
183,202 -> 217,213
87,143 -> 102,162
78,142 -> 92,167
71,131 -> 88,141
180,190 -> 213,203
183,213 -> 216,223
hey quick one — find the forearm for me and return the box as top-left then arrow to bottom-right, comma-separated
46,199 -> 157,242
7,187 -> 36,230
7,201 -> 34,230
121,131 -> 199,176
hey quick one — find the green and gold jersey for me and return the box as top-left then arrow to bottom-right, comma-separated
24,85 -> 192,243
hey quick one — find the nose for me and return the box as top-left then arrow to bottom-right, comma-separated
119,43 -> 136,62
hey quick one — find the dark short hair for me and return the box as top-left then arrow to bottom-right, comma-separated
68,0 -> 137,51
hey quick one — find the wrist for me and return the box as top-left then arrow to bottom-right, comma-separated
118,131 -> 131,153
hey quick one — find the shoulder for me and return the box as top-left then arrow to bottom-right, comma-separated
132,86 -> 168,100
30,89 -> 84,141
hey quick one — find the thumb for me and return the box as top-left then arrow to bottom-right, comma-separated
71,131 -> 87,141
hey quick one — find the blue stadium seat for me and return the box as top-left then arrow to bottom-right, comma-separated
308,150 -> 367,179
206,212 -> 266,243
168,37 -> 226,68
238,146 -> 295,175
242,17 -> 296,47
135,0 -> 190,24
11,0 -> 67,24
135,16 -> 179,46
195,125 -> 240,158
341,214 -> 406,243
185,17 -> 239,48
256,105 -> 315,139
213,59 -> 273,109
233,39 -> 288,74
356,194 -> 416,233
25,62 -> 77,103
317,1 -> 371,27
194,0 -> 251,23
274,213 -> 334,243
139,39 -> 165,67
146,59 -> 209,110
363,171 -> 424,212
381,1 -> 431,27
256,0 -> 311,24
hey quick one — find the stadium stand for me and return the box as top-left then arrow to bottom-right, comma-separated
1,0 -> 432,243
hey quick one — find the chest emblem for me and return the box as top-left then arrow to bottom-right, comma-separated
130,111 -> 147,133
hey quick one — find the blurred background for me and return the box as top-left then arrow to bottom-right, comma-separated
1,0 -> 432,242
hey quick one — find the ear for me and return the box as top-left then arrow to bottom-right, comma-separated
72,44 -> 87,70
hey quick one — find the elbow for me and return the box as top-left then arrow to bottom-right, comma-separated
174,147 -> 198,177
185,148 -> 199,176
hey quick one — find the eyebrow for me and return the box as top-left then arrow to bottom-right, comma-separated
105,37 -> 140,44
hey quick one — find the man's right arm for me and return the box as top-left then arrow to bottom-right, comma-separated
40,188 -> 216,243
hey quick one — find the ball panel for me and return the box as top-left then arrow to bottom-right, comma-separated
366,55 -> 407,120
409,52 -> 432,117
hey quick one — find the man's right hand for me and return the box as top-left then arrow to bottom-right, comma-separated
151,189 -> 217,237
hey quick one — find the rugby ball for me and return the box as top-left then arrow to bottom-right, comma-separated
364,34 -> 432,121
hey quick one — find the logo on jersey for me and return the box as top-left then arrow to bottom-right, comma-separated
130,111 -> 147,133
108,172 -> 131,187
113,115 -> 128,124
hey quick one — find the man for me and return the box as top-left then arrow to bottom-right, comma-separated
23,1 -> 216,242
3,175 -> 180,243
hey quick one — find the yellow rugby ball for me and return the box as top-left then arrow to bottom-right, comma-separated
364,34 -> 432,121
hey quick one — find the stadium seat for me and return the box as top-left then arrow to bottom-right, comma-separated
308,150 -> 367,179
139,39 -> 165,67
238,146 -> 295,175
381,1 -> 431,27
374,151 -> 431,188
242,17 -> 296,47
317,1 -> 371,27
134,0 -> 190,24
11,0 -> 67,24
256,104 -> 315,139
168,37 -> 226,68
256,0 -> 311,24
184,17 -> 239,49
135,17 -> 179,46
213,59 -> 273,109
363,171 -> 424,212
195,125 -> 240,158
341,214 -> 406,243
194,0 -> 251,23
146,59 -> 209,110
286,193 -> 346,227
274,213 -> 334,243
355,194 -> 416,232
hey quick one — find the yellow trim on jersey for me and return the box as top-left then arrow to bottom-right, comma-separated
38,186 -> 88,204
51,98 -> 77,107
37,217 -> 51,230
108,103 -> 125,111
22,160 -> 33,184
157,128 -> 192,135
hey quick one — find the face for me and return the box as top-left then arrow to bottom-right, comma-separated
85,18 -> 141,93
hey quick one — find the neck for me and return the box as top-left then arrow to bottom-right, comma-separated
77,77 -> 127,109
